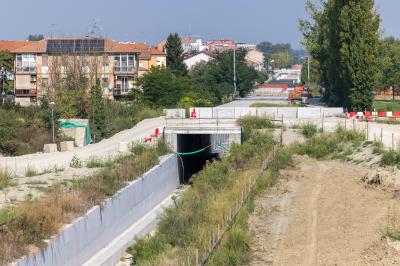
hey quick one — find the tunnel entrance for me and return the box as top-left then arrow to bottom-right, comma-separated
177,134 -> 219,183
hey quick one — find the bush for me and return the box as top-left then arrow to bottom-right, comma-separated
70,155 -> 83,168
380,150 -> 400,167
301,123 -> 318,138
237,116 -> 275,140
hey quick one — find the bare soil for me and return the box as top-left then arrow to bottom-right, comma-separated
249,155 -> 400,266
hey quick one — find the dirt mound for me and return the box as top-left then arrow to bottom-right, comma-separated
362,169 -> 400,189
361,238 -> 400,265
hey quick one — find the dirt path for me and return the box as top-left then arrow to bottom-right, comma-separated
249,156 -> 400,266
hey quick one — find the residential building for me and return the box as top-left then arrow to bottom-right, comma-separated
0,37 -> 166,106
237,43 -> 256,51
181,38 -> 207,54
245,50 -> 265,71
206,40 -> 236,52
184,52 -> 213,70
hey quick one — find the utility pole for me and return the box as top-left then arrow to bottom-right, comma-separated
307,56 -> 310,89
233,46 -> 237,98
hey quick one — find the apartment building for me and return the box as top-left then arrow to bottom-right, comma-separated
1,37 -> 166,105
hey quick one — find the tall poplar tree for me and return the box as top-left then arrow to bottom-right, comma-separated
165,33 -> 188,76
301,0 -> 380,110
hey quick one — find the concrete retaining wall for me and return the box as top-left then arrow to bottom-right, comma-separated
14,155 -> 179,266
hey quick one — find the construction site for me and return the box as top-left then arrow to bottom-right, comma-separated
0,103 -> 399,265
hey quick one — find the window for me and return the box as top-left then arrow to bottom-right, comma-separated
30,75 -> 37,83
16,54 -> 36,73
114,54 -> 136,72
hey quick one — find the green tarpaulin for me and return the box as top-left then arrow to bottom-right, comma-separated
59,121 -> 91,145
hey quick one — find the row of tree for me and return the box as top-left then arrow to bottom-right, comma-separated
256,42 -> 307,69
135,33 -> 262,108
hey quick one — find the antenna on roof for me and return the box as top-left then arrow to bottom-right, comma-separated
88,18 -> 104,38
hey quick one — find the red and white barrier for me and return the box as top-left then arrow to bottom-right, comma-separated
346,111 -> 400,120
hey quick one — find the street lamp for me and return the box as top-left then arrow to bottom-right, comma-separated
49,102 -> 55,143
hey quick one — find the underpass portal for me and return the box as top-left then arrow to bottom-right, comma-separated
177,134 -> 219,183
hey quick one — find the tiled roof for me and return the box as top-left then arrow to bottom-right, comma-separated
151,48 -> 166,56
0,41 -> 30,52
8,38 -> 149,55
11,40 -> 46,53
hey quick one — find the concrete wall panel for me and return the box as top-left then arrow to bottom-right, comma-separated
321,108 -> 344,117
297,107 -> 321,119
213,108 -> 235,119
256,107 -> 278,118
14,155 -> 179,266
277,108 -> 298,118
233,108 -> 257,119
164,109 -> 186,119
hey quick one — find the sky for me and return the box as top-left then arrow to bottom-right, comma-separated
0,0 -> 398,49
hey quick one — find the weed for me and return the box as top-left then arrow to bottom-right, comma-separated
24,166 -> 38,177
237,116 -> 275,140
372,141 -> 385,155
86,157 -> 104,168
70,155 -> 83,168
0,168 -> 14,190
380,150 -> 400,167
301,123 -> 318,138
384,207 -> 400,241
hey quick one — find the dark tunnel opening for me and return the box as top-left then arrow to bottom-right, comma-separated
177,134 -> 219,183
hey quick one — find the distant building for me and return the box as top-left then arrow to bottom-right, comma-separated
181,38 -> 207,54
184,52 -> 213,69
245,50 -> 265,71
237,43 -> 256,51
0,37 -> 166,105
206,40 -> 236,52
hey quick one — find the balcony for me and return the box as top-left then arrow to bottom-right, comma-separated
15,89 -> 37,97
16,67 -> 37,74
113,66 -> 135,74
113,88 -> 131,97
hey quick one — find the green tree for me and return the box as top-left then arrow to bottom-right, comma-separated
0,51 -> 14,103
165,33 -> 188,76
301,0 -> 380,110
90,78 -> 106,140
137,67 -> 192,108
190,49 -> 258,101
378,37 -> 400,100
270,51 -> 293,69
27,34 -> 44,41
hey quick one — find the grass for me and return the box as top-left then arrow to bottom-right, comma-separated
237,116 -> 275,140
372,141 -> 385,155
380,150 -> 400,167
0,140 -> 170,264
0,168 -> 14,190
384,207 -> 400,241
300,123 -> 318,138
24,166 -> 38,177
127,126 -> 370,265
249,102 -> 301,108
128,130 -> 276,265
374,119 -> 400,125
373,100 -> 400,112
